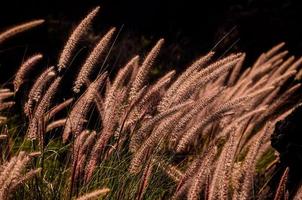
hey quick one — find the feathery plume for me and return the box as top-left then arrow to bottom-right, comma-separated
129,39 -> 164,99
136,159 -> 154,200
27,77 -> 61,140
158,51 -> 214,111
9,168 -> 41,193
170,87 -> 223,145
46,118 -> 67,132
167,55 -> 242,109
74,131 -> 96,181
266,42 -> 286,59
140,70 -> 175,106
0,151 -> 38,199
176,87 -> 273,152
228,53 -> 246,85
129,111 -> 185,174
235,123 -> 271,200
0,92 -> 14,101
207,108 -> 266,200
45,98 -> 74,121
287,56 -> 302,72
24,66 -> 56,116
0,19 -> 44,44
58,7 -> 100,71
104,55 -> 139,112
14,54 -> 43,92
0,135 -> 7,140
129,100 -> 192,152
128,70 -> 175,125
63,72 -> 107,141
271,56 -> 295,80
75,188 -> 110,200
73,28 -> 116,93
0,102 -> 15,111
273,167 -> 289,200
85,90 -> 129,181
188,147 -> 217,200
158,160 -> 183,182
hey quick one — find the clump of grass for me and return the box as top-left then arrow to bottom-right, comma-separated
1,6 -> 302,200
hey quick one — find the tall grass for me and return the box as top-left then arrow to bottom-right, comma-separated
1,6 -> 302,200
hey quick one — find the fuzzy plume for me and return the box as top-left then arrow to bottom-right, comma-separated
73,28 -> 116,93
58,7 -> 100,71
13,54 -> 43,92
129,39 -> 164,99
0,19 -> 44,44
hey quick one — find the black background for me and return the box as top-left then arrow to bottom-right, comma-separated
1,0 -> 302,83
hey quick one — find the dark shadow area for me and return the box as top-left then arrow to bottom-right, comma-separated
1,0 -> 302,81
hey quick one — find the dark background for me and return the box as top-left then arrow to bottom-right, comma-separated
1,0 -> 302,83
